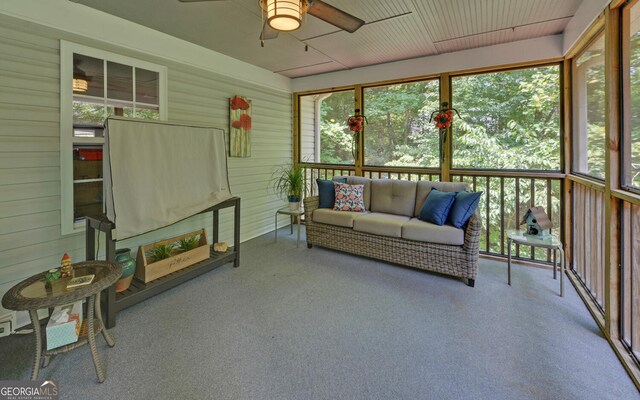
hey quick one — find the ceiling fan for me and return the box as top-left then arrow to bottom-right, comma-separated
178,0 -> 365,42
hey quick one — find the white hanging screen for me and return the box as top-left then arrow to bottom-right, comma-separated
104,117 -> 231,239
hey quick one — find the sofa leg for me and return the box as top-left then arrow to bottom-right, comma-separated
466,279 -> 475,287
307,243 -> 313,249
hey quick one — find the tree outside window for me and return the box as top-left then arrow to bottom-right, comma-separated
624,4 -> 640,189
363,80 -> 440,167
572,35 -> 606,180
452,65 -> 561,171
299,90 -> 355,165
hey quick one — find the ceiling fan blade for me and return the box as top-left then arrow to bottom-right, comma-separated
260,20 -> 280,41
307,0 -> 365,33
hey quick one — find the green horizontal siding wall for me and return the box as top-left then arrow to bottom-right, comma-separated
0,14 -> 292,324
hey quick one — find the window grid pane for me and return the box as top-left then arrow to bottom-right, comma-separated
107,61 -> 133,101
71,52 -> 163,223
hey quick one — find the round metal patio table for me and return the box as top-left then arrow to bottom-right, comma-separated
275,206 -> 303,248
1,261 -> 121,383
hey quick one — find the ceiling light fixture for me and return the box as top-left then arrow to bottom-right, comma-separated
73,59 -> 89,93
261,0 -> 306,32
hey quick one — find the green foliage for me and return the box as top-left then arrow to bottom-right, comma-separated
315,66 -> 562,172
318,91 -> 356,164
271,163 -> 305,199
364,80 -> 440,167
73,102 -> 105,124
628,31 -> 640,187
177,235 -> 200,252
148,243 -> 175,262
452,66 -> 561,170
73,102 -> 160,125
320,119 -> 354,164
575,46 -> 606,180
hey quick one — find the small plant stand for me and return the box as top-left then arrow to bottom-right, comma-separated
86,197 -> 240,328
275,206 -> 303,248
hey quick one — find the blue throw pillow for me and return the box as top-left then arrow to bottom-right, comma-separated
419,189 -> 457,226
317,178 -> 347,208
448,191 -> 483,228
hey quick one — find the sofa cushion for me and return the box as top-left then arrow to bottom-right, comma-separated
419,189 -> 456,225
402,218 -> 465,245
334,182 -> 365,211
353,212 -> 411,238
317,178 -> 347,208
313,208 -> 368,228
370,179 -> 417,217
448,191 -> 483,228
334,176 -> 371,210
414,181 -> 470,217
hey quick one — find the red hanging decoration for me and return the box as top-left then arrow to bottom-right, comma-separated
429,102 -> 461,130
433,110 -> 454,129
347,109 -> 367,132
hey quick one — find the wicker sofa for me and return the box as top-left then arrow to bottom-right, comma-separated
304,177 -> 482,286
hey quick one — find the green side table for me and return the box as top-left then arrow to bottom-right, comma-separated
507,229 -> 565,297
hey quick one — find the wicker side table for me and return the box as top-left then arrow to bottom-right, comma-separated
2,261 -> 121,383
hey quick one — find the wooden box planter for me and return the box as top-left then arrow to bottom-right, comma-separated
136,229 -> 209,283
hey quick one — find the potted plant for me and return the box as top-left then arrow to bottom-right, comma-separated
147,243 -> 175,262
136,229 -> 209,283
271,162 -> 305,210
177,234 -> 200,252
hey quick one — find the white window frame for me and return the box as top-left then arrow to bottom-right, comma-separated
60,41 -> 168,235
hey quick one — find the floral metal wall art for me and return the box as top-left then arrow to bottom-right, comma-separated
230,95 -> 252,157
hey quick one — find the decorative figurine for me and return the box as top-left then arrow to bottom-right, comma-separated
60,253 -> 73,277
213,242 -> 228,253
45,268 -> 61,282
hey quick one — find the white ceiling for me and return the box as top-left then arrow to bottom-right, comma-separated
71,0 -> 583,78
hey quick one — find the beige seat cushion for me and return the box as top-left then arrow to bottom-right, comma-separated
370,179 -> 417,217
414,181 -> 470,217
333,176 -> 372,210
313,208 -> 368,228
353,212 -> 410,238
401,218 -> 464,245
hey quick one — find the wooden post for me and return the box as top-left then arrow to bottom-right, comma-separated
562,59 -> 573,270
354,84 -> 364,176
212,209 -> 219,244
234,197 -> 241,267
292,93 -> 300,164
86,219 -> 95,261
440,73 -> 451,182
604,5 -> 621,338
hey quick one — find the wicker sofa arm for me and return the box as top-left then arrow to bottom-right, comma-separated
463,213 -> 482,253
304,196 -> 319,226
